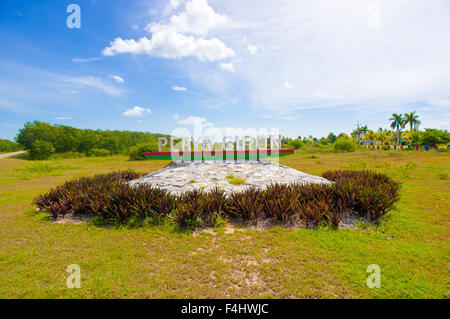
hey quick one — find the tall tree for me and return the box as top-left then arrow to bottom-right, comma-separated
361,125 -> 369,136
403,111 -> 421,131
389,113 -> 405,145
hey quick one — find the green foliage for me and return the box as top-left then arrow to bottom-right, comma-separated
49,151 -> 85,160
327,132 -> 338,144
409,130 -> 421,145
228,176 -> 246,185
333,138 -> 356,152
420,129 -> 450,146
128,142 -> 159,160
15,121 -> 169,156
403,111 -> 421,131
288,139 -> 304,149
0,139 -> 21,152
88,148 -> 111,157
29,140 -> 55,160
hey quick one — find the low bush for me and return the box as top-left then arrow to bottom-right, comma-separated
128,142 -> 159,160
30,140 -> 55,160
0,139 -> 21,152
34,170 -> 401,229
288,139 -> 304,149
333,138 -> 356,152
88,148 -> 111,157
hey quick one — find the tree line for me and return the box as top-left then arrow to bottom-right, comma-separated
14,121 -> 170,159
283,112 -> 449,150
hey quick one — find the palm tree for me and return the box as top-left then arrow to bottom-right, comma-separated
403,111 -> 421,131
389,113 -> 404,145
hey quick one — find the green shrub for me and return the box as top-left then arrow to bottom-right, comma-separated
128,142 -> 159,160
288,139 -> 304,149
333,138 -> 356,152
0,139 -> 21,152
29,140 -> 55,160
420,129 -> 450,146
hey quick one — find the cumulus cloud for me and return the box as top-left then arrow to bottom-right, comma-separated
103,0 -> 234,62
165,0 -> 227,35
109,75 -> 124,83
122,106 -> 151,117
184,0 -> 450,124
164,0 -> 185,15
219,62 -> 235,72
172,86 -> 187,91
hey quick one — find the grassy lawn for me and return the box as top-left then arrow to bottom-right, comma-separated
0,151 -> 448,298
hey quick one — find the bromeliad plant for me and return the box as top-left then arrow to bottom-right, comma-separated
264,183 -> 299,222
227,188 -> 265,221
34,169 -> 401,229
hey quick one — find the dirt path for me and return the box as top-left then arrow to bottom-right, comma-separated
0,151 -> 26,159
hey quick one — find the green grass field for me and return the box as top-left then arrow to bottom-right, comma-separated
0,150 -> 448,298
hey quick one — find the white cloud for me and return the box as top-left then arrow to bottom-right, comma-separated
72,57 -> 102,63
175,115 -> 280,141
54,117 -> 72,120
109,75 -> 124,83
283,81 -> 291,89
173,113 -> 180,120
103,0 -> 234,62
172,86 -> 187,91
219,62 -> 235,72
247,44 -> 259,55
429,98 -> 450,108
164,0 -> 185,15
63,76 -> 122,96
166,0 -> 227,35
178,115 -> 207,125
367,4 -> 382,29
122,106 -> 152,117
177,0 -> 450,120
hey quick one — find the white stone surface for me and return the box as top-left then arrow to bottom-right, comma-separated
128,161 -> 332,195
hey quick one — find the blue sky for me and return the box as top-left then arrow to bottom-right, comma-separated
0,0 -> 449,141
